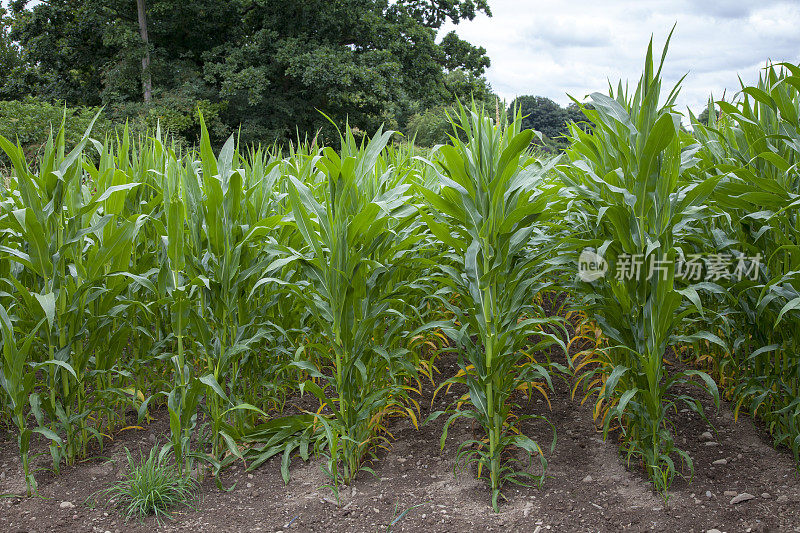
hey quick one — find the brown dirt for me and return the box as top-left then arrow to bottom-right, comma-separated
1,353 -> 799,533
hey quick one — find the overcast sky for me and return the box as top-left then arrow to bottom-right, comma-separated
439,0 -> 800,115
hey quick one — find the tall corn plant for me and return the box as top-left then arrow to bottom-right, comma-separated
692,64 -> 800,461
281,125 -> 420,496
558,33 -> 720,494
0,117 -> 144,469
120,128 -> 184,407
422,103 -> 566,511
135,133 -> 206,476
184,118 -> 285,461
148,136 -> 247,477
81,130 -> 159,422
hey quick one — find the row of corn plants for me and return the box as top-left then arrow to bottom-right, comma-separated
689,64 -> 800,462
561,33 -> 800,497
423,104 -> 566,510
0,104 -> 567,505
2,38 -> 800,508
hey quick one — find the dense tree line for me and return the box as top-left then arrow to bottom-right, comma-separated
0,1 -> 495,146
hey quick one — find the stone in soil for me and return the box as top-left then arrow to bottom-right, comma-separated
730,493 -> 755,505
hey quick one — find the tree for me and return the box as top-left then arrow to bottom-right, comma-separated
0,6 -> 30,99
135,0 -> 151,103
9,0 -> 116,105
406,71 -> 498,146
201,0 -> 492,144
507,96 -> 567,140
8,0 -> 493,146
506,96 -> 594,151
9,0 -> 237,105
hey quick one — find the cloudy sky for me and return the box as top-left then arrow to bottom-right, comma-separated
439,0 -> 800,115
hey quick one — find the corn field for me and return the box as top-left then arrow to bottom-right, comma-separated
1,37 -> 799,511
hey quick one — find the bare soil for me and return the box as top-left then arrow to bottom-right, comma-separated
1,352 -> 798,533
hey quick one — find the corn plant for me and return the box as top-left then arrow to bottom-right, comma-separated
182,118 -> 288,461
149,136 -> 201,476
559,32 -> 720,495
422,103 -> 566,511
0,305 -> 54,495
281,124 -> 421,496
692,64 -> 800,462
81,132 -> 159,426
0,116 -> 146,468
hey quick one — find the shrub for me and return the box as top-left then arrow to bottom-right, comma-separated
406,105 -> 455,147
0,97 -> 113,162
104,95 -> 228,147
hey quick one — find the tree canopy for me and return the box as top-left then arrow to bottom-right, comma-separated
507,95 -> 593,151
5,0 -> 494,145
0,7 -> 27,99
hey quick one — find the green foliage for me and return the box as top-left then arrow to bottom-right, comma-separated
281,123 -> 423,494
105,96 -> 228,146
0,97 -> 113,161
696,104 -> 717,127
0,103 -> 429,498
691,64 -> 800,462
0,303 -> 48,496
406,106 -> 455,147
8,0 -> 493,146
0,95 -> 227,166
0,109 -> 143,477
0,7 -> 27,99
8,0 -> 235,106
91,445 -> 197,522
406,72 -> 498,147
423,102 -> 565,510
2,31 -> 800,513
560,31 -> 721,495
507,96 -> 594,152
508,96 -> 566,139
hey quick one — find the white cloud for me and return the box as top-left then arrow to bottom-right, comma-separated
440,0 -> 800,115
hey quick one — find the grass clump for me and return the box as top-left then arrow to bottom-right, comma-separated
93,445 -> 197,522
